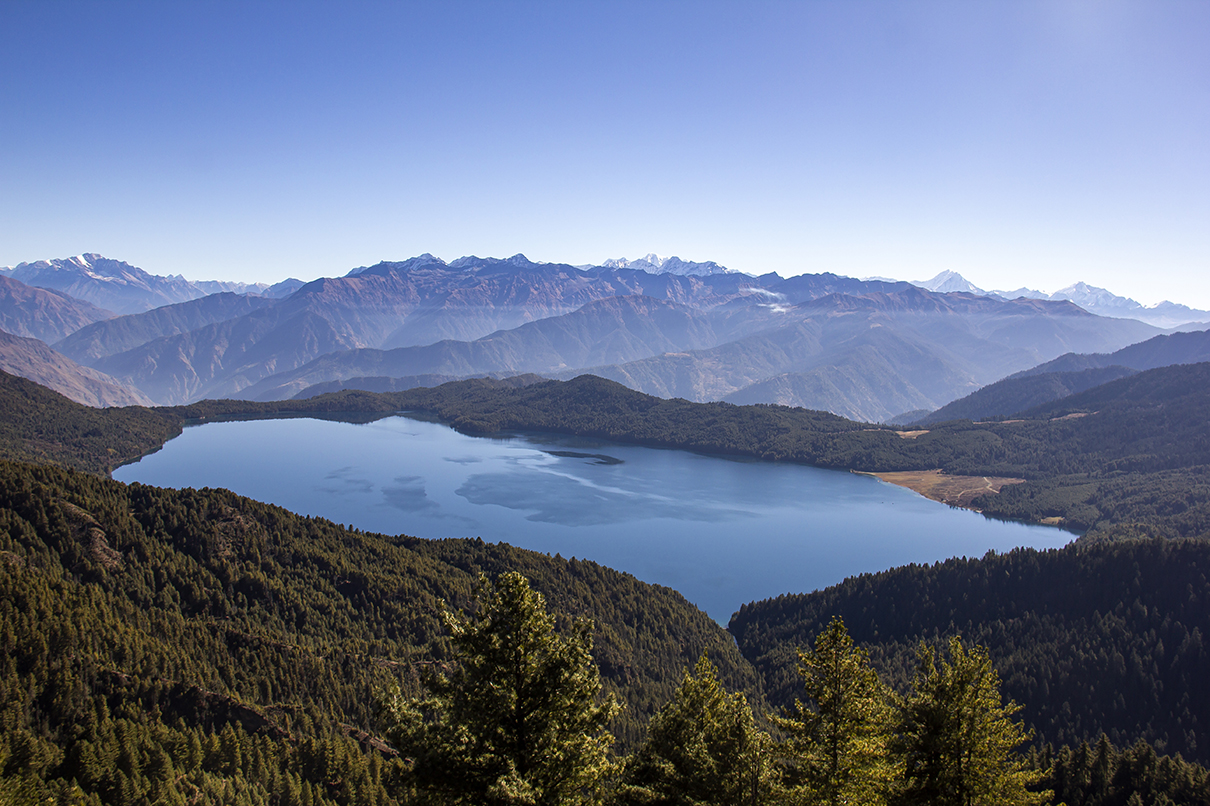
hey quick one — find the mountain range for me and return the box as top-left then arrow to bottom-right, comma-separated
914,270 -> 1210,329
1,253 -> 302,315
2,251 -> 1206,422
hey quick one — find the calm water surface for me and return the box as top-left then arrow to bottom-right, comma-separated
114,416 -> 1071,620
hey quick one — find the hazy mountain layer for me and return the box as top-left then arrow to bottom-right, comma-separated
2,254 -> 208,314
242,295 -> 754,400
75,256 -> 792,404
1,253 -> 299,315
565,290 -> 1156,422
55,292 -> 278,364
7,251 -> 1168,418
915,271 -> 1210,328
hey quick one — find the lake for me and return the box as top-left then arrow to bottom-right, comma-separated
113,415 -> 1072,620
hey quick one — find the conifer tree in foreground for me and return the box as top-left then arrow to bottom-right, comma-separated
385,572 -> 618,806
614,653 -> 775,806
775,616 -> 894,806
892,636 -> 1049,806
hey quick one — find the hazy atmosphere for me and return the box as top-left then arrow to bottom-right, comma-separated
3,1 -> 1208,307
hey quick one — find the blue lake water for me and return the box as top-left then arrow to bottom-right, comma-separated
113,415 -> 1072,620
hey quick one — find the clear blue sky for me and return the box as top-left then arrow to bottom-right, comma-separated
3,1 -> 1207,307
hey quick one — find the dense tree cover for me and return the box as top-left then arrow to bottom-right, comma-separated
615,654 -> 775,806
1031,735 -> 1210,806
5,366 -> 1210,802
0,459 -> 756,803
892,638 -> 1047,806
774,618 -> 893,806
729,539 -> 1210,764
385,573 -> 617,806
0,371 -> 180,474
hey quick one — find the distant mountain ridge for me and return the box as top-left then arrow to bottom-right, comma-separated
913,271 -> 1210,328
63,255 -> 786,405
599,253 -> 735,277
1,250 -> 1192,422
2,253 -> 302,315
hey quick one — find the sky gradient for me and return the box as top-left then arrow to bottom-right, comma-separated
3,1 -> 1208,307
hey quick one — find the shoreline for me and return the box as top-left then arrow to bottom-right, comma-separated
857,468 -> 1026,511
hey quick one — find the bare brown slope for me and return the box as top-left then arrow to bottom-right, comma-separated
0,275 -> 114,343
0,330 -> 152,407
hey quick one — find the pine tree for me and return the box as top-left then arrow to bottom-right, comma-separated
385,572 -> 618,806
615,653 -> 774,806
892,636 -> 1049,806
775,616 -> 894,806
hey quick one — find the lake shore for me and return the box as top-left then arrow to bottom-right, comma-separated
857,469 -> 1025,510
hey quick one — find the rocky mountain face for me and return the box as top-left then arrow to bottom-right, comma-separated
0,330 -> 152,407
600,253 -> 733,276
0,275 -> 115,343
3,255 -> 205,314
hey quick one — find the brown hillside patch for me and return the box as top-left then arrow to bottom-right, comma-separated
860,469 -> 1025,510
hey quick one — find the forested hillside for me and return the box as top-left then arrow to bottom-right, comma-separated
0,371 -> 181,473
0,459 -> 756,802
914,365 -> 1137,425
729,539 -> 1210,763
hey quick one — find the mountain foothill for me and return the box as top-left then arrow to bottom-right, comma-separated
3,250 -> 1210,803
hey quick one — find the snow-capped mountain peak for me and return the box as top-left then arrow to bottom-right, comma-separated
601,254 -> 733,276
913,270 -> 985,295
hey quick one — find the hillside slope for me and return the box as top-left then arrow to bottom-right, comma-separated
916,365 -> 1139,425
0,274 -> 115,343
0,458 -> 759,800
241,295 -> 743,401
569,290 -> 1156,422
728,539 -> 1210,763
0,332 -> 153,407
1013,327 -> 1210,378
55,291 -> 278,364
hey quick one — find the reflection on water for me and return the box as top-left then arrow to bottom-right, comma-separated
114,414 -> 1072,620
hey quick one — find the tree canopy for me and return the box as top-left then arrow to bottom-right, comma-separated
615,653 -> 774,806
385,572 -> 618,806
892,637 -> 1048,806
775,617 -> 894,806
